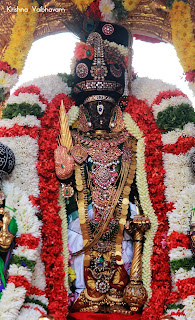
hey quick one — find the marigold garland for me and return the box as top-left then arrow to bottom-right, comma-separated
168,0 -> 195,86
2,0 -> 39,74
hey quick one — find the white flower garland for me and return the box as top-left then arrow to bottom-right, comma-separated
31,243 -> 47,291
123,112 -> 158,299
132,77 -> 176,106
0,116 -> 47,319
0,70 -> 18,89
0,114 -> 41,128
161,123 -> 195,146
163,149 -> 195,203
17,304 -> 46,320
6,92 -> 48,112
0,283 -> 26,320
169,248 -> 193,261
0,136 -> 40,198
167,186 -> 194,236
183,295 -> 195,320
167,185 -> 195,319
13,246 -> 39,261
18,75 -> 72,102
67,105 -> 79,127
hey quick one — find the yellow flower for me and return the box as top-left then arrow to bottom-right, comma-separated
69,267 -> 76,282
0,78 -> 6,86
71,0 -> 94,11
123,0 -> 141,12
169,0 -> 195,73
3,0 -> 39,73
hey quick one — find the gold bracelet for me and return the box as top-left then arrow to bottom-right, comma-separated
84,288 -> 105,302
106,293 -> 124,303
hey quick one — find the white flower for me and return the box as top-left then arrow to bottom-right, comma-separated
162,123 -> 195,146
17,304 -> 46,319
99,0 -> 115,22
169,248 -> 193,261
6,92 -> 48,112
0,136 -> 40,197
183,295 -> 195,320
17,74 -> 71,102
132,77 -> 176,106
0,70 -> 18,89
0,115 -> 41,128
67,105 -> 79,126
104,40 -> 128,55
0,283 -> 26,317
163,150 -> 195,203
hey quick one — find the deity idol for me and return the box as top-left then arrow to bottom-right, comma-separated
0,20 -> 194,320
54,22 -> 151,314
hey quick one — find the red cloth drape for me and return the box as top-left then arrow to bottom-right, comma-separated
68,313 -> 141,320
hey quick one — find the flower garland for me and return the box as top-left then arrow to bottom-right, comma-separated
37,93 -> 75,319
0,92 -> 49,319
123,112 -> 158,299
0,62 -> 18,103
166,186 -> 195,319
2,85 -> 49,120
0,75 -> 194,319
70,0 -> 142,21
124,95 -> 174,319
17,75 -> 72,103
167,0 -> 195,93
2,0 -> 39,74
150,86 -> 195,319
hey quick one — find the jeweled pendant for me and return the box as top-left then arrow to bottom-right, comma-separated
71,145 -> 88,164
62,184 -> 74,198
97,102 -> 104,115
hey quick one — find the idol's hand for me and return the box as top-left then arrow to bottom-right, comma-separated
54,145 -> 74,180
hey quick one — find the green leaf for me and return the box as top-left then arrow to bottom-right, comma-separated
157,103 -> 195,132
8,217 -> 18,236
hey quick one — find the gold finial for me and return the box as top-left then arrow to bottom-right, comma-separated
0,210 -> 14,251
59,100 -> 73,152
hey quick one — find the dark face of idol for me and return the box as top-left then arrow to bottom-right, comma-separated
85,101 -> 115,131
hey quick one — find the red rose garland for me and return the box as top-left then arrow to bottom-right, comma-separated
37,93 -> 74,320
124,96 -> 172,320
